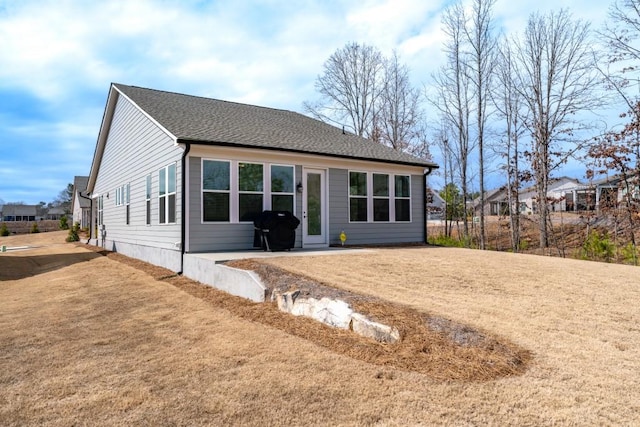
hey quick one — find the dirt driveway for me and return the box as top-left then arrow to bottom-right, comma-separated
1,231 -> 639,425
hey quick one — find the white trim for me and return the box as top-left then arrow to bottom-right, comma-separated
184,155 -> 190,251
145,174 -> 152,226
238,161 -> 264,223
112,85 -> 178,143
159,163 -> 177,224
302,167 -> 328,247
269,163 -> 296,213
201,158 -> 297,224
201,158 -> 232,223
347,171 -> 413,224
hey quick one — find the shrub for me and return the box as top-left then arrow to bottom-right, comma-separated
59,215 -> 69,230
30,222 -> 40,234
579,231 -> 615,262
0,223 -> 9,236
428,234 -> 467,248
66,222 -> 80,242
621,242 -> 639,266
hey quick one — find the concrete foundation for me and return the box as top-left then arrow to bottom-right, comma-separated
89,239 -> 182,272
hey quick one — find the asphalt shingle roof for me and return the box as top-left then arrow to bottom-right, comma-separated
73,176 -> 91,209
113,84 -> 437,168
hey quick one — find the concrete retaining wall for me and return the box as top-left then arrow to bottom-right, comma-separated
182,255 -> 267,302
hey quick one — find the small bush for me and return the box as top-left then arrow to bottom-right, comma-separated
428,234 -> 467,248
621,242 -> 639,266
0,223 -> 9,236
59,215 -> 69,230
30,222 -> 40,234
579,231 -> 615,262
66,222 -> 80,242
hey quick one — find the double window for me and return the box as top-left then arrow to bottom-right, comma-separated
115,183 -> 130,224
159,163 -> 176,224
202,159 -> 294,223
97,195 -> 104,226
349,171 -> 411,222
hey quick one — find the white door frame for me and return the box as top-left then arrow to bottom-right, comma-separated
302,167 -> 328,247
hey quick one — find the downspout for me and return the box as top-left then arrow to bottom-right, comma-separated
79,191 -> 93,244
423,167 -> 435,244
179,142 -> 191,274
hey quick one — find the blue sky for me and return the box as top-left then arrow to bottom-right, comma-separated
0,0 -> 615,205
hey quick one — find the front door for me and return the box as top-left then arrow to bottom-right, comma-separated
302,168 -> 327,246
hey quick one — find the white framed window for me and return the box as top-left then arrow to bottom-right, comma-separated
202,159 -> 231,222
349,171 -> 368,222
146,175 -> 151,225
97,195 -> 104,225
270,164 -> 295,213
394,175 -> 411,222
238,162 -> 263,222
348,172 -> 412,223
202,159 -> 295,223
159,163 -> 176,224
373,173 -> 390,222
125,183 -> 130,225
115,186 -> 122,206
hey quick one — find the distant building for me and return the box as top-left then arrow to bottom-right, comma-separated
2,204 -> 37,221
71,176 -> 91,228
46,207 -> 66,220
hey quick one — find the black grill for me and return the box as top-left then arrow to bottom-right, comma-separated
253,211 -> 300,251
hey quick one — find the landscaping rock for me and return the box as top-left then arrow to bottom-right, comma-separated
272,289 -> 398,342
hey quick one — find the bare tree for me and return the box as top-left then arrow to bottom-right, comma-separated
464,0 -> 497,250
598,0 -> 640,168
492,38 -> 529,252
512,9 -> 601,249
432,2 -> 474,244
378,51 -> 423,153
304,42 -> 384,139
599,0 -> 640,110
434,123 -> 458,237
589,101 -> 640,264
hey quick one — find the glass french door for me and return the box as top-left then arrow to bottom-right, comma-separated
302,168 -> 327,246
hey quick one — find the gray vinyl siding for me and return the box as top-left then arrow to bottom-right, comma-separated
92,94 -> 183,251
187,156 -> 303,252
187,159 -> 424,251
328,169 -> 424,245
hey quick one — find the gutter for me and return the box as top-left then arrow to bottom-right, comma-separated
78,191 -> 93,244
179,142 -> 191,274
423,167 -> 435,244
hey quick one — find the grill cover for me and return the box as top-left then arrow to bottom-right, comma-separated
253,210 -> 300,251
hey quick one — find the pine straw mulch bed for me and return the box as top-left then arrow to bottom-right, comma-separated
80,244 -> 532,382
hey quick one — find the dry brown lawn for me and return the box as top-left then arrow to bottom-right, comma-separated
1,231 -> 639,425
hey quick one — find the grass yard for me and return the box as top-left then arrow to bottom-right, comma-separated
1,231 -> 639,425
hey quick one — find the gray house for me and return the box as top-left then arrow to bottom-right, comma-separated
72,176 -> 91,228
87,83 -> 437,272
2,204 -> 37,221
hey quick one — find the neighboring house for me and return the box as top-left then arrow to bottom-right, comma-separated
72,176 -> 91,228
87,84 -> 438,272
2,204 -> 37,221
45,207 -> 66,220
567,172 -> 640,212
519,177 -> 581,214
426,188 -> 445,219
475,177 -> 582,216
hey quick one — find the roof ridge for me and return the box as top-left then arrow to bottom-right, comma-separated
112,82 -> 299,115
